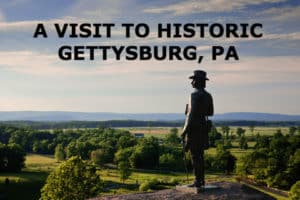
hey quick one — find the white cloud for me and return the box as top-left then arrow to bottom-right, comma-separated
1,49 -> 299,85
68,0 -> 129,21
0,51 -> 85,76
0,16 -> 83,33
261,5 -> 300,21
1,53 -> 299,113
264,32 -> 300,40
144,0 -> 286,15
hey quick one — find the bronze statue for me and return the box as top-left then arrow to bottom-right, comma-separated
181,70 -> 214,188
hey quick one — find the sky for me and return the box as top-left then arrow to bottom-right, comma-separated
0,0 -> 299,114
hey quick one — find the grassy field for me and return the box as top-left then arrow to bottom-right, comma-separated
120,127 -> 179,138
124,126 -> 289,138
0,154 -> 59,200
216,126 -> 289,136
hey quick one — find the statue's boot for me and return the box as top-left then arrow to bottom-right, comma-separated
187,180 -> 204,188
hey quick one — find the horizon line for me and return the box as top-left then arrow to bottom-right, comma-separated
0,110 -> 299,116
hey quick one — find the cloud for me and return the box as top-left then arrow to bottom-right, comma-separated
144,0 -> 286,15
1,49 -> 299,86
0,16 -> 83,33
264,32 -> 300,40
68,0 -> 130,21
261,5 -> 300,21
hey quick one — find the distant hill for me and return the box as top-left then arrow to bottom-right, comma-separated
0,111 -> 299,122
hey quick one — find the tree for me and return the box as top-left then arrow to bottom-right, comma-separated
114,147 -> 134,164
90,149 -> 108,167
129,137 -> 159,169
40,156 -> 102,200
221,126 -> 230,139
54,144 -> 65,161
165,128 -> 180,145
236,128 -> 245,138
249,125 -> 255,135
159,153 -> 178,169
289,126 -> 297,136
255,134 -> 269,149
118,161 -> 132,183
66,141 -> 95,160
237,149 -> 268,180
0,143 -> 25,172
239,136 -> 248,149
117,135 -> 137,149
223,139 -> 233,148
289,181 -> 300,200
208,126 -> 222,147
214,144 -> 236,174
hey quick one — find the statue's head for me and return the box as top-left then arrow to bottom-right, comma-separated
189,70 -> 209,89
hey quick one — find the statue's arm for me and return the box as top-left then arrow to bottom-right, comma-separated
207,93 -> 214,116
181,94 -> 194,139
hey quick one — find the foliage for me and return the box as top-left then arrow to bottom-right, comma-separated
208,126 -> 222,147
54,144 -> 65,161
238,133 -> 300,190
289,126 -> 297,136
221,126 -> 230,139
165,128 -> 180,145
139,178 -> 159,191
254,134 -> 270,149
236,127 -> 246,138
114,147 -> 134,164
117,135 -> 137,149
40,156 -> 102,200
223,139 -> 233,148
213,144 -> 236,174
118,161 -> 132,183
239,136 -> 248,149
129,137 -> 159,169
90,149 -> 107,166
0,143 -> 25,172
159,153 -> 178,169
289,181 -> 300,200
159,144 -> 188,171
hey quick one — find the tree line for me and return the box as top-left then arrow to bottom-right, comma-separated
1,120 -> 300,130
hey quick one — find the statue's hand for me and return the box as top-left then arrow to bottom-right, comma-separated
180,133 -> 186,144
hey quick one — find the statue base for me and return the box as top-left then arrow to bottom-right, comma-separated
176,184 -> 219,194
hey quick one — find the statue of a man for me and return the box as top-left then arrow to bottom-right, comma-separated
181,70 -> 214,188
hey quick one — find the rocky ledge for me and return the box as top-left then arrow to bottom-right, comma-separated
92,181 -> 276,200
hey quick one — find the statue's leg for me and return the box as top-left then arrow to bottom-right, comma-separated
199,148 -> 205,185
191,148 -> 204,187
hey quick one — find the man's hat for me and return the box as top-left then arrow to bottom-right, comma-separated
189,70 -> 209,80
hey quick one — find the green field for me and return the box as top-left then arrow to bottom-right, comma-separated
123,126 -> 289,138
216,126 -> 289,136
0,154 -> 59,200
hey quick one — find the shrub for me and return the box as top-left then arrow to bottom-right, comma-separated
40,156 -> 102,200
139,178 -> 159,191
289,181 -> 300,200
159,153 -> 177,169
